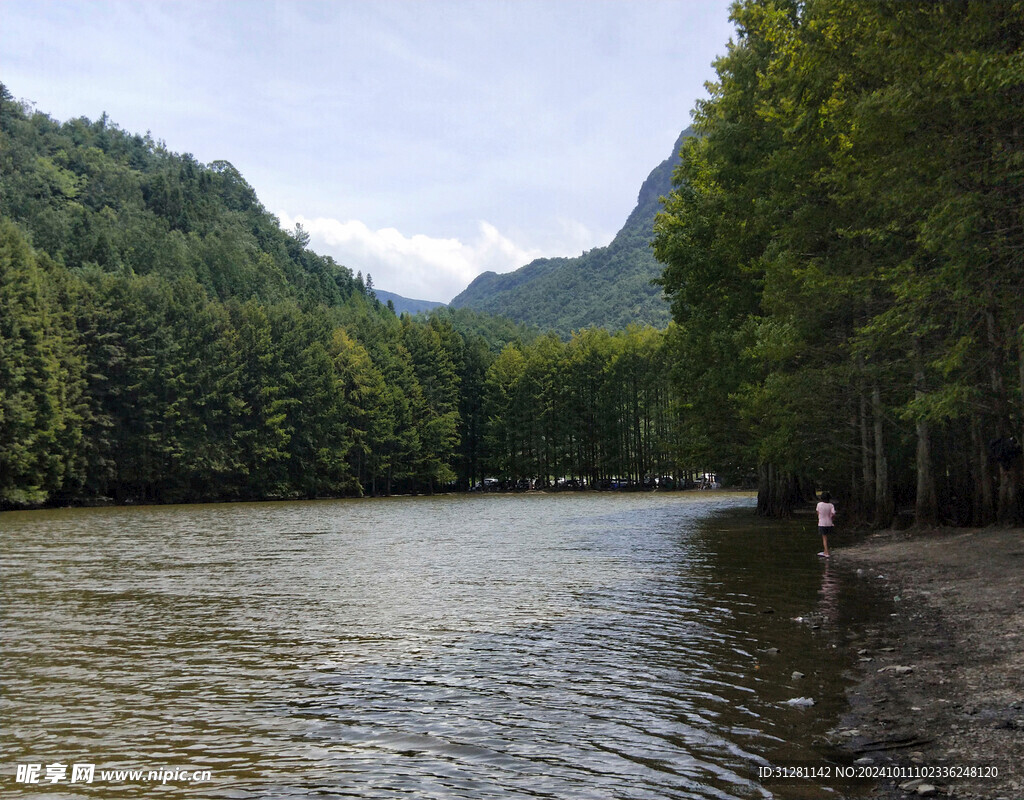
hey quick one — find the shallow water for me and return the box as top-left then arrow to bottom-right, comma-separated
1,492 -> 882,798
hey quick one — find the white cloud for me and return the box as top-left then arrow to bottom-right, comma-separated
278,213 -> 546,303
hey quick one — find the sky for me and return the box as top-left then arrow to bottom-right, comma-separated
2,0 -> 736,302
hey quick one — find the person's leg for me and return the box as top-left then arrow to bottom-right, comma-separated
821,531 -> 830,557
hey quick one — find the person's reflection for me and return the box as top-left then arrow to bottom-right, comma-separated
817,560 -> 840,625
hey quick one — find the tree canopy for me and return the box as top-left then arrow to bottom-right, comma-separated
0,86 -> 699,506
654,0 -> 1024,525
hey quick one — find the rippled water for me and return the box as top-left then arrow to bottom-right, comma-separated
2,492 -> 880,798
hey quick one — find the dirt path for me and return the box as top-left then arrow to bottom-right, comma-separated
832,527 -> 1024,799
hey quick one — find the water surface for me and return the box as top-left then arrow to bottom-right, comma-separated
2,492 -> 879,798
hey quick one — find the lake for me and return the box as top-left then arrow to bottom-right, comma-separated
1,492 -> 882,798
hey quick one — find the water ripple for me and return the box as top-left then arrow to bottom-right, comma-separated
2,493 -> 875,798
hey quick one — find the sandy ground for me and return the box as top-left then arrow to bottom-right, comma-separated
832,527 -> 1024,799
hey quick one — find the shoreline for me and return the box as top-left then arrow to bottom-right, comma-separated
0,486 -> 740,514
832,527 -> 1024,799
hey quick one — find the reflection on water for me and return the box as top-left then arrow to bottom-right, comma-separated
818,562 -> 841,626
2,493 -> 882,798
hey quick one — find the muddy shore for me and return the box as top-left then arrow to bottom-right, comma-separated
831,527 -> 1024,799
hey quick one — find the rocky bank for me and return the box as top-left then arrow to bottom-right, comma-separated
832,527 -> 1024,799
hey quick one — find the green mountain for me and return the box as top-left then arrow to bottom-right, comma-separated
0,87 -> 364,310
450,128 -> 691,336
373,289 -> 444,315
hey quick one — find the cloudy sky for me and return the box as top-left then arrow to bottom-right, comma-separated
2,0 -> 736,302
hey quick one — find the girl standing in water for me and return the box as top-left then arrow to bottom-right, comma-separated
816,492 -> 836,558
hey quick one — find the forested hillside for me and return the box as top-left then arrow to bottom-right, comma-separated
9,0 -> 1015,523
450,129 -> 691,336
0,85 -> 697,507
654,0 -> 1024,526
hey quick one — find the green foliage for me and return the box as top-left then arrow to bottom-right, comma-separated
0,86 -> 697,507
0,86 -> 357,307
654,0 -> 1024,524
481,325 -> 696,487
0,221 -> 86,503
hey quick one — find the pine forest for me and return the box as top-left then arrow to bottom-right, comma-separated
653,0 -> 1023,525
2,0 -> 1023,526
0,85 -> 691,506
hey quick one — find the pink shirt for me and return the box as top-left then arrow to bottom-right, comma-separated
816,502 -> 836,527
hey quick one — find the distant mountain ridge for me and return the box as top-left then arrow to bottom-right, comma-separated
373,289 -> 444,315
450,128 -> 692,336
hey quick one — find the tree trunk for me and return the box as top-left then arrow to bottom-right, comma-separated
1019,322 -> 1024,446
985,307 -> 1019,524
971,417 -> 994,525
913,345 -> 938,527
997,463 -> 1019,525
860,381 -> 875,519
872,382 -> 894,528
914,416 -> 938,527
757,462 -> 799,517
756,463 -> 772,515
